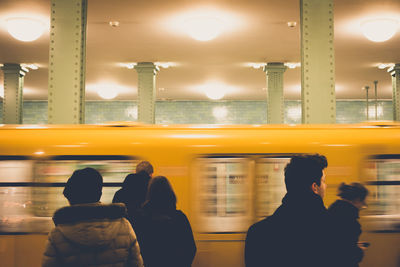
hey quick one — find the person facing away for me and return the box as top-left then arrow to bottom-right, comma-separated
135,160 -> 154,178
245,154 -> 334,267
42,167 -> 143,267
134,176 -> 197,267
328,182 -> 369,267
112,161 -> 153,228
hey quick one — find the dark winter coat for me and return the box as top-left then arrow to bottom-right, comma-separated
134,205 -> 197,267
42,203 -> 143,267
245,192 -> 335,267
328,199 -> 364,267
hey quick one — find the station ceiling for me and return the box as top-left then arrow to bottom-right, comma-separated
0,0 -> 399,101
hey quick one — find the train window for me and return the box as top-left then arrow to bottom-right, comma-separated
364,155 -> 400,232
0,157 -> 34,233
195,158 -> 253,233
0,155 -> 138,233
255,158 -> 289,220
33,156 -> 138,218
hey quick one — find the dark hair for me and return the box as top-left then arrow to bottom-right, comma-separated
337,182 -> 368,202
120,171 -> 151,209
284,154 -> 328,193
63,167 -> 103,205
136,161 -> 154,176
145,176 -> 177,211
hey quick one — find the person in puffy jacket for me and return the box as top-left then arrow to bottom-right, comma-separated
134,176 -> 197,267
42,167 -> 143,267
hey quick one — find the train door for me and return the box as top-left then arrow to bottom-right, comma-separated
192,155 -> 290,267
361,155 -> 400,267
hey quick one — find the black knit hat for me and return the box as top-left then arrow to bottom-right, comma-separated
63,167 -> 103,204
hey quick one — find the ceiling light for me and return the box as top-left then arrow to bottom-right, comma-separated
184,16 -> 224,41
287,21 -> 297,28
155,62 -> 176,69
361,19 -> 399,42
6,18 -> 46,42
377,63 -> 395,70
0,87 -> 4,98
284,62 -> 301,69
246,63 -> 266,69
21,64 -> 39,70
119,63 -> 137,69
97,85 -> 118,99
109,21 -> 120,27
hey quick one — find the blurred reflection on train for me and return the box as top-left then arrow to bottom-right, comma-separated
0,123 -> 399,267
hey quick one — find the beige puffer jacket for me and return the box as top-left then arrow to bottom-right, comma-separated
42,203 -> 143,267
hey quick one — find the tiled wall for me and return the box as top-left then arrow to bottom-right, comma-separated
0,100 -> 394,124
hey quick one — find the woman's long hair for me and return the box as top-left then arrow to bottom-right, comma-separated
144,176 -> 177,211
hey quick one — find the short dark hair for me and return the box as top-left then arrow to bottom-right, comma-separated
145,176 -> 177,211
284,154 -> 328,193
136,161 -> 154,176
63,167 -> 103,205
338,182 -> 368,202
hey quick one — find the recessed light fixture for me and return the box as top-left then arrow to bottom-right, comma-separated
6,17 -> 46,42
109,21 -> 120,27
184,16 -> 224,41
361,18 -> 399,42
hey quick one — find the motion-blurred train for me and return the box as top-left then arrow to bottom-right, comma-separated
0,122 -> 399,267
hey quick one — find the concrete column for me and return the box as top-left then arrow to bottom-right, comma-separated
1,64 -> 27,124
48,0 -> 87,124
300,0 -> 336,124
263,63 -> 287,124
135,62 -> 159,124
390,64 -> 400,121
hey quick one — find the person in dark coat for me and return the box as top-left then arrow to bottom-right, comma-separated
112,171 -> 151,229
134,176 -> 197,267
328,182 -> 369,267
245,154 -> 335,267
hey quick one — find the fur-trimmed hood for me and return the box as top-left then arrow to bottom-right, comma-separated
52,203 -> 127,248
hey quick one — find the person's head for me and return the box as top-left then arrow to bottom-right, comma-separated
284,154 -> 328,197
136,161 -> 154,177
337,182 -> 369,210
145,176 -> 177,211
63,167 -> 103,205
122,171 -> 151,207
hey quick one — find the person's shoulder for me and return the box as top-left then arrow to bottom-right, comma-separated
248,216 -> 275,234
174,210 -> 190,221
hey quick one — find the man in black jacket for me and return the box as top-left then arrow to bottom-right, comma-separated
245,154 -> 334,267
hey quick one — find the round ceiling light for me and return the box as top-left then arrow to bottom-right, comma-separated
361,18 -> 399,42
97,85 -> 118,99
184,16 -> 223,41
6,18 -> 46,42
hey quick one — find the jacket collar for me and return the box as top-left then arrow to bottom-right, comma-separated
53,202 -> 127,225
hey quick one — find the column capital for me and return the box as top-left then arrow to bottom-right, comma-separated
389,63 -> 400,76
1,63 -> 28,76
135,62 -> 159,74
263,62 -> 287,73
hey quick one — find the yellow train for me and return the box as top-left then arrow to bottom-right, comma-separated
0,122 -> 399,267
